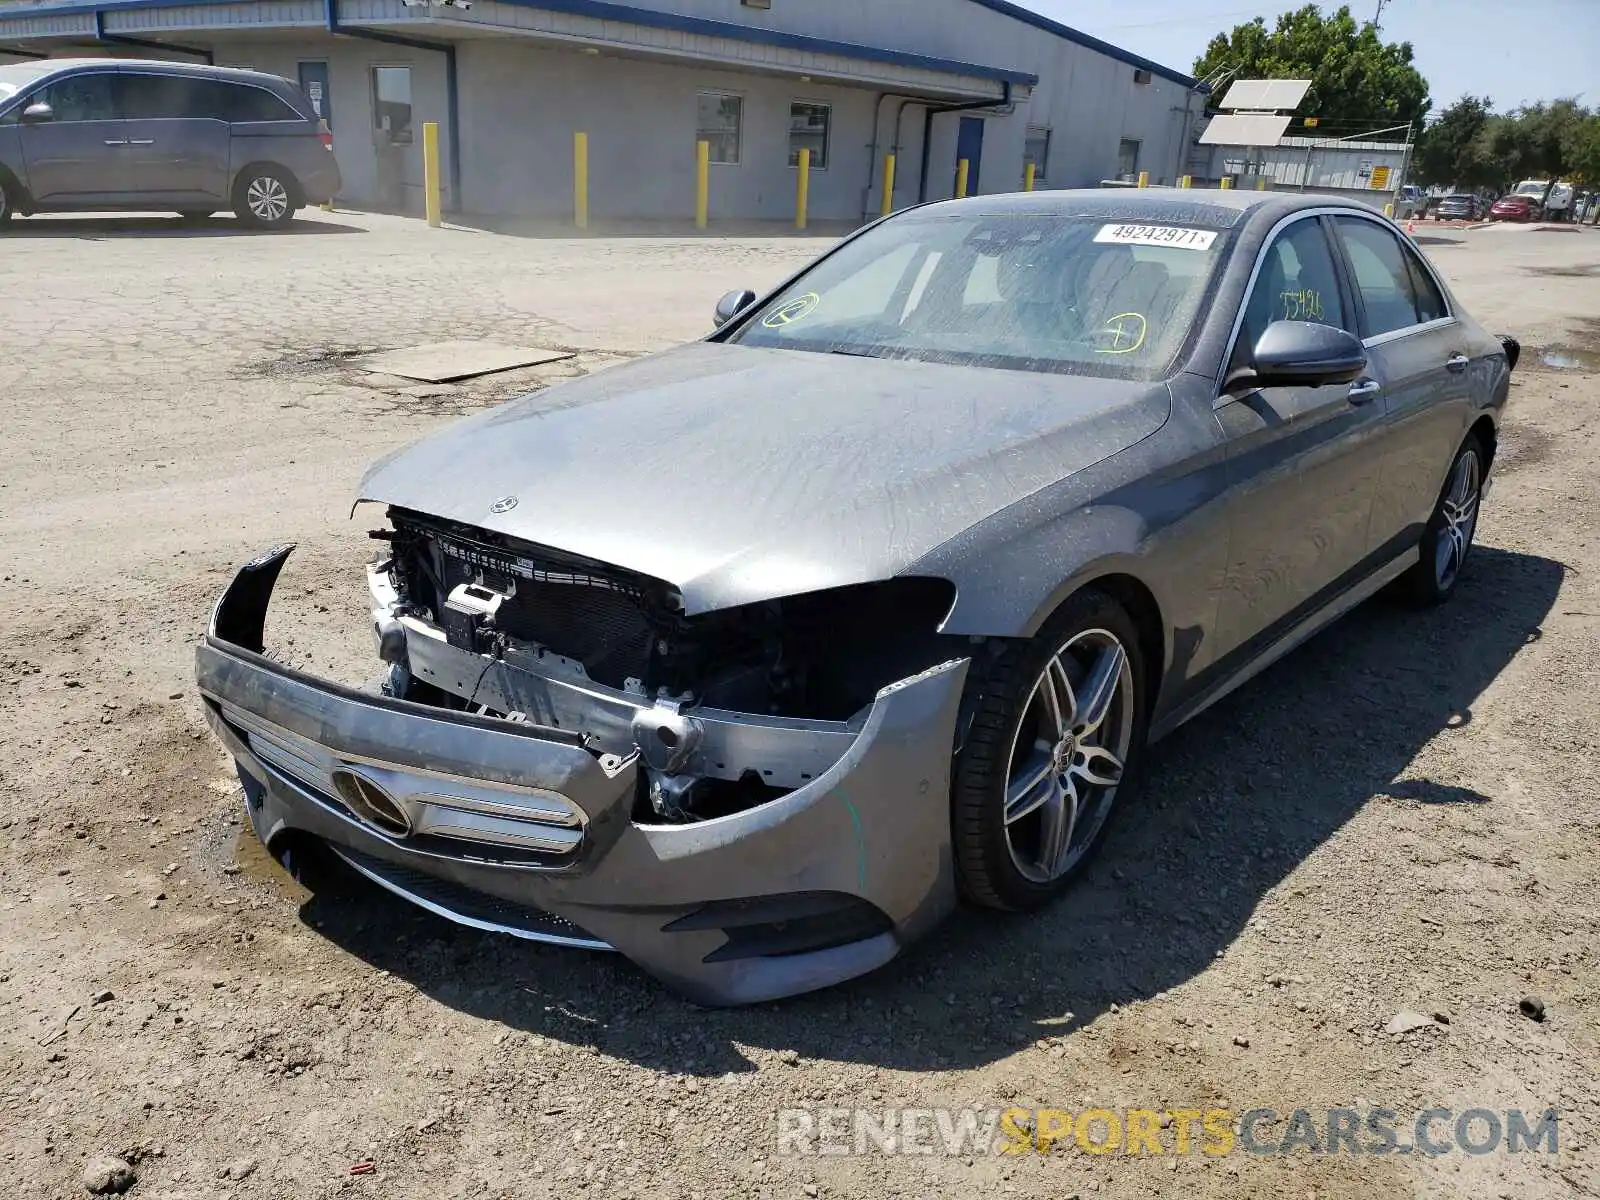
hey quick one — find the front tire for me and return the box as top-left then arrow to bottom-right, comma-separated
952,589 -> 1149,911
233,167 -> 298,229
1400,433 -> 1486,606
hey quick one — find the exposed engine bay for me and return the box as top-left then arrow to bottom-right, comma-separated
368,507 -> 962,823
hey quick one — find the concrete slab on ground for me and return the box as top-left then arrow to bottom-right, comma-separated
354,340 -> 575,382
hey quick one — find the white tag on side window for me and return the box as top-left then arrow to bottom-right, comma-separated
1093,224 -> 1217,251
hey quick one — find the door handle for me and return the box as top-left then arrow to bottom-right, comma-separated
127,138 -> 155,146
103,139 -> 128,146
1347,379 -> 1382,405
1445,353 -> 1469,372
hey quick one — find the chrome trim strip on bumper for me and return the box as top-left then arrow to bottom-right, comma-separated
328,845 -> 614,952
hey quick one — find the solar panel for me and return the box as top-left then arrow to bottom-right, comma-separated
1218,79 -> 1311,112
1198,113 -> 1294,146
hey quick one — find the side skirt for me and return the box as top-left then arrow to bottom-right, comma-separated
1151,545 -> 1420,740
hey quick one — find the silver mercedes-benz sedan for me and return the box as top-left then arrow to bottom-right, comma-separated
196,190 -> 1517,1005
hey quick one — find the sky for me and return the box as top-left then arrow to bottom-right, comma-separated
1020,0 -> 1600,113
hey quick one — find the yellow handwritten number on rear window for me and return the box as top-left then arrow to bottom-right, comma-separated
1097,312 -> 1148,354
762,292 -> 821,328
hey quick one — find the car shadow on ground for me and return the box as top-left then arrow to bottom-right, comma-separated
292,544 -> 1562,1076
4,215 -> 364,238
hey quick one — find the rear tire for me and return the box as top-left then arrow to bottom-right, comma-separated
952,588 -> 1149,911
0,178 -> 15,228
1399,432 -> 1486,606
232,167 -> 298,229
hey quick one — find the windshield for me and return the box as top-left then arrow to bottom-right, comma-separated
1515,180 -> 1548,196
726,210 -> 1231,379
0,63 -> 50,105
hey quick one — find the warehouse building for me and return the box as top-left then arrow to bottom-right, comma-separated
0,0 -> 1207,222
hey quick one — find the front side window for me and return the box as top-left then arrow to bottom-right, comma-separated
697,91 -> 742,164
727,211 -> 1231,380
372,66 -> 412,146
31,72 -> 116,122
788,101 -> 829,170
1024,126 -> 1051,181
1334,216 -> 1426,337
1237,218 -> 1349,362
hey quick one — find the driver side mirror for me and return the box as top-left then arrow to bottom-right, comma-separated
20,101 -> 55,125
713,288 -> 758,328
1225,320 -> 1367,393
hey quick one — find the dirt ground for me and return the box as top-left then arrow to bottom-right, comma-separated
1,213 -> 1597,1200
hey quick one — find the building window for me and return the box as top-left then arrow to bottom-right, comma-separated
372,65 -> 412,146
1024,126 -> 1051,181
697,91 -> 742,164
789,101 -> 830,170
1117,138 -> 1140,180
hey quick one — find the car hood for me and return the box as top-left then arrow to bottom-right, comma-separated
359,342 -> 1169,613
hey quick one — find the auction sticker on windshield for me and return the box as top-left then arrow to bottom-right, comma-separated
1094,224 -> 1217,251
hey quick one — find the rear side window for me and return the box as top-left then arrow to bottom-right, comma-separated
1403,248 -> 1448,323
114,73 -> 222,120
1334,217 -> 1431,337
220,83 -> 302,123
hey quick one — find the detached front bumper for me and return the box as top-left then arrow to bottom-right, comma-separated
195,547 -> 968,1005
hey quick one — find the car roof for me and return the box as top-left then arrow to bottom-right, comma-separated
920,188 -> 1385,228
8,57 -> 290,87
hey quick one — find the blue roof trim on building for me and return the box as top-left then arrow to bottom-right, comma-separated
964,0 -> 1199,89
490,0 -> 1038,85
0,0 -> 1041,87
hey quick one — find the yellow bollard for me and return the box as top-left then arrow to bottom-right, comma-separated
1179,175 -> 1191,189
1219,176 -> 1233,190
573,131 -> 589,230
422,121 -> 442,228
880,153 -> 896,217
1024,161 -> 1036,192
695,139 -> 709,230
1256,177 -> 1268,190
1137,170 -> 1149,189
795,147 -> 810,231
1383,201 -> 1394,217
955,158 -> 970,199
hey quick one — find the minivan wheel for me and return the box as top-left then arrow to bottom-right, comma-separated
233,168 -> 298,229
952,588 -> 1149,911
0,181 -> 13,227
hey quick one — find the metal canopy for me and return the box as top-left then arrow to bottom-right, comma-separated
1199,113 -> 1293,146
1218,78 -> 1311,112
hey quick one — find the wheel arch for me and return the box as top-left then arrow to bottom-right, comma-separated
1468,412 -> 1498,472
0,161 -> 32,214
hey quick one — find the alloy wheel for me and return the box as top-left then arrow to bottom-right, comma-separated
245,175 -> 290,223
1002,628 -> 1135,884
1434,450 -> 1481,590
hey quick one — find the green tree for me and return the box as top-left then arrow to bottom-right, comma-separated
1563,114 -> 1600,186
1414,96 -> 1494,188
1194,4 -> 1431,132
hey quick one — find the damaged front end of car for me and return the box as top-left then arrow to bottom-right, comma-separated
195,515 -> 972,1005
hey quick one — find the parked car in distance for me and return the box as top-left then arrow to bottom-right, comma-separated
197,190 -> 1517,1005
1435,194 -> 1481,221
0,58 -> 340,229
1489,194 -> 1534,222
1395,184 -> 1426,218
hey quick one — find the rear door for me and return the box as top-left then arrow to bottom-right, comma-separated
110,71 -> 231,205
14,70 -> 127,206
1329,214 -> 1472,551
1211,212 -> 1386,661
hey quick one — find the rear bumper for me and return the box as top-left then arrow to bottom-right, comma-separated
195,546 -> 967,1005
